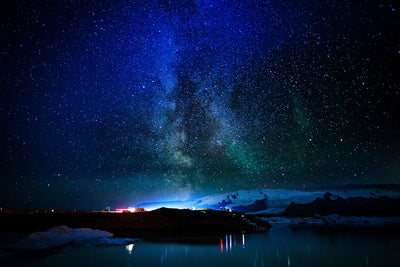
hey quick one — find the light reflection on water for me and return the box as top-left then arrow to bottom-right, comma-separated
220,234 -> 239,254
4,225 -> 400,267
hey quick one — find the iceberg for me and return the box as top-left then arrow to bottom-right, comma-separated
4,225 -> 136,251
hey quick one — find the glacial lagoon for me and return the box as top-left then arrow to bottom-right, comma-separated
2,224 -> 399,267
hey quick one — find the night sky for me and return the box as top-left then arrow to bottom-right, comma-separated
1,0 -> 399,210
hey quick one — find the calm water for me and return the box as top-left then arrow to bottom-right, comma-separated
3,225 -> 400,267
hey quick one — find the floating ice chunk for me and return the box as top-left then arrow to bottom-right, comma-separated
264,215 -> 400,227
5,226 -> 136,251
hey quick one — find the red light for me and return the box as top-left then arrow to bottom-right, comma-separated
116,208 -> 127,213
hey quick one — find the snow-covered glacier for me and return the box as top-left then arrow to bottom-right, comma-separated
139,188 -> 400,214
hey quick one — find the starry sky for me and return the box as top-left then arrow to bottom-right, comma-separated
1,0 -> 399,210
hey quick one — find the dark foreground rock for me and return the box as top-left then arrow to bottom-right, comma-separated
283,194 -> 400,217
0,208 -> 271,237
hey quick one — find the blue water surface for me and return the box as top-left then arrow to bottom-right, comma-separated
2,225 -> 400,267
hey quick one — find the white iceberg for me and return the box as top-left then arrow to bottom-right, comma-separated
266,215 -> 400,227
5,225 -> 136,251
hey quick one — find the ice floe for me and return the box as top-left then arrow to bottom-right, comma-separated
3,225 -> 136,251
266,215 -> 400,227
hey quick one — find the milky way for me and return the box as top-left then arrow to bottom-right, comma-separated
1,0 -> 399,209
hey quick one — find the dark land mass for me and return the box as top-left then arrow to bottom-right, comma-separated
0,208 -> 271,238
283,193 -> 400,217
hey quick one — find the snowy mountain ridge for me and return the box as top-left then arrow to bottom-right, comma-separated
139,188 -> 400,214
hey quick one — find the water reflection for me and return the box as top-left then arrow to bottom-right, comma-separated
20,226 -> 399,267
135,227 -> 398,266
219,234 -> 246,254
